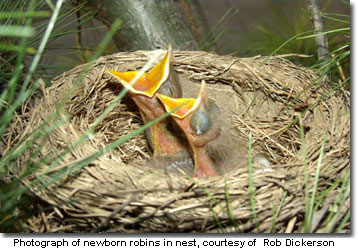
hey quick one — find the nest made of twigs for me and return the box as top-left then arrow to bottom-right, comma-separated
4,50 -> 350,233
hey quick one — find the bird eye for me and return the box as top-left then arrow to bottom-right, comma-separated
159,81 -> 175,97
167,85 -> 175,96
190,110 -> 211,135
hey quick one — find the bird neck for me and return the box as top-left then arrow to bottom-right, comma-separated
191,145 -> 218,177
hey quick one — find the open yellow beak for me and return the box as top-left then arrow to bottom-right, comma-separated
156,80 -> 207,118
106,45 -> 172,98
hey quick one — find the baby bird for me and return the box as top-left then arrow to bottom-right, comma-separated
106,45 -> 188,158
157,80 -> 221,177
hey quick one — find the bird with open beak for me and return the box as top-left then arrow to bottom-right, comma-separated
105,45 -> 189,159
157,80 -> 221,177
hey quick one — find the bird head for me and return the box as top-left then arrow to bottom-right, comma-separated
157,80 -> 221,147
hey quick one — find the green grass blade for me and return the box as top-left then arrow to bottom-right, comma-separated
0,110 -> 70,171
208,205 -> 223,231
319,12 -> 350,18
0,0 -> 65,137
0,0 -> 37,112
200,7 -> 238,51
45,0 -> 55,11
306,135 -> 326,233
301,9 -> 350,24
324,172 -> 350,232
297,27 -> 350,40
35,101 -> 186,191
314,178 -> 341,210
321,14 -> 350,24
260,30 -> 314,66
298,114 -> 309,233
20,0 -> 65,94
0,25 -> 35,37
248,134 -> 258,229
0,11 -> 122,219
224,179 -> 237,227
269,190 -> 287,233
1,18 -> 122,196
0,79 -> 40,137
179,174 -> 227,231
275,76 -> 349,140
0,115 -> 70,212
0,43 -> 36,53
335,210 -> 350,233
0,10 -> 51,19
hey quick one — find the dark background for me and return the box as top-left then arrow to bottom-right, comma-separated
30,0 -> 350,79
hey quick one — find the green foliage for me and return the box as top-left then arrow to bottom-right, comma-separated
199,7 -> 239,52
0,0 -> 123,232
0,0 -> 63,231
237,0 -> 350,85
238,1 -> 316,62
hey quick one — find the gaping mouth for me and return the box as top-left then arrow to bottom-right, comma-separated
105,45 -> 172,98
156,80 -> 207,119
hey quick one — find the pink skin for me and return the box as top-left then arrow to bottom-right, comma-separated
131,93 -> 188,157
173,114 -> 220,177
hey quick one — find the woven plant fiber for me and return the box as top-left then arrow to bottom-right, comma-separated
4,49 -> 350,233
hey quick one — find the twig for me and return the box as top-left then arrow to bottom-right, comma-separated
331,54 -> 347,81
234,116 -> 295,157
307,0 -> 330,62
274,53 -> 313,58
181,0 -> 216,51
240,60 -> 292,97
96,194 -> 138,231
285,216 -> 297,233
75,7 -> 86,63
39,206 -> 51,232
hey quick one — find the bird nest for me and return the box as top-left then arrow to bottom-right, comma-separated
4,50 -> 350,233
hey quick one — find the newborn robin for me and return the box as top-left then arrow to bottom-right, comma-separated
106,45 -> 189,159
157,80 -> 221,177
